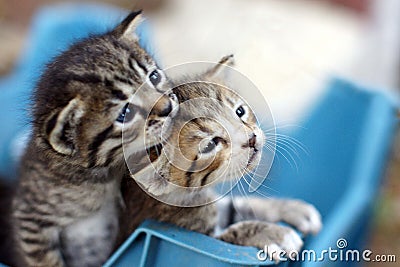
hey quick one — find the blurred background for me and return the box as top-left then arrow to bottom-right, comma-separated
0,0 -> 399,266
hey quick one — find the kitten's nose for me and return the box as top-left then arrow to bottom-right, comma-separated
151,95 -> 172,117
248,133 -> 257,148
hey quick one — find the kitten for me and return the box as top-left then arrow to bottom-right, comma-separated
0,179 -> 14,266
12,11 -> 178,267
118,55 -> 322,262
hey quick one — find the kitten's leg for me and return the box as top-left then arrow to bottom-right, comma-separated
59,205 -> 118,267
13,224 -> 65,267
216,220 -> 303,262
231,197 -> 322,235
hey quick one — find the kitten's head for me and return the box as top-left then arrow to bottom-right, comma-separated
33,11 -> 177,168
132,56 -> 265,199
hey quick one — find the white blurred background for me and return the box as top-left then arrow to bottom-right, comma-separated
1,0 -> 399,123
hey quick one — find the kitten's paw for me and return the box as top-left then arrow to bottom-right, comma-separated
279,200 -> 322,235
262,224 -> 303,262
217,221 -> 303,262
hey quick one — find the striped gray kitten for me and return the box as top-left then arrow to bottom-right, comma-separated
119,56 -> 322,262
12,11 -> 178,267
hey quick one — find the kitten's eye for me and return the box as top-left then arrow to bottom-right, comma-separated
201,137 -> 220,154
236,106 -> 245,118
116,103 -> 134,123
149,70 -> 161,86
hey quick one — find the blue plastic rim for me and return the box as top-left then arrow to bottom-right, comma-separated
105,220 -> 281,267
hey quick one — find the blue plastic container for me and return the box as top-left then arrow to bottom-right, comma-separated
0,3 -> 398,267
258,78 -> 399,266
105,220 -> 283,267
104,79 -> 398,267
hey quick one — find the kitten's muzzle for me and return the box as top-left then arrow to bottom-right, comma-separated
150,94 -> 175,117
242,133 -> 257,149
247,147 -> 259,168
245,133 -> 260,167
248,133 -> 257,148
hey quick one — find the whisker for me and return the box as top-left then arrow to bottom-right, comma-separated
239,176 -> 272,199
266,143 -> 298,171
261,123 -> 307,133
266,134 -> 308,155
242,170 -> 275,192
242,175 -> 277,197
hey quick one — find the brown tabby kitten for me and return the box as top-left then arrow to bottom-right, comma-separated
118,56 -> 322,262
12,11 -> 178,267
0,179 -> 14,266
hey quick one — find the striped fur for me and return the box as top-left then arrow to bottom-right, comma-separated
118,55 -> 265,241
119,56 -> 321,257
131,55 -> 264,197
12,11 -> 177,267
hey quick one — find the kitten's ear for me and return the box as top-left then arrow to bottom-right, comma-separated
47,97 -> 85,156
204,54 -> 235,79
112,10 -> 144,41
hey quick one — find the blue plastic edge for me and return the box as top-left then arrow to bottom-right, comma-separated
303,77 -> 399,267
105,220 -> 279,266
